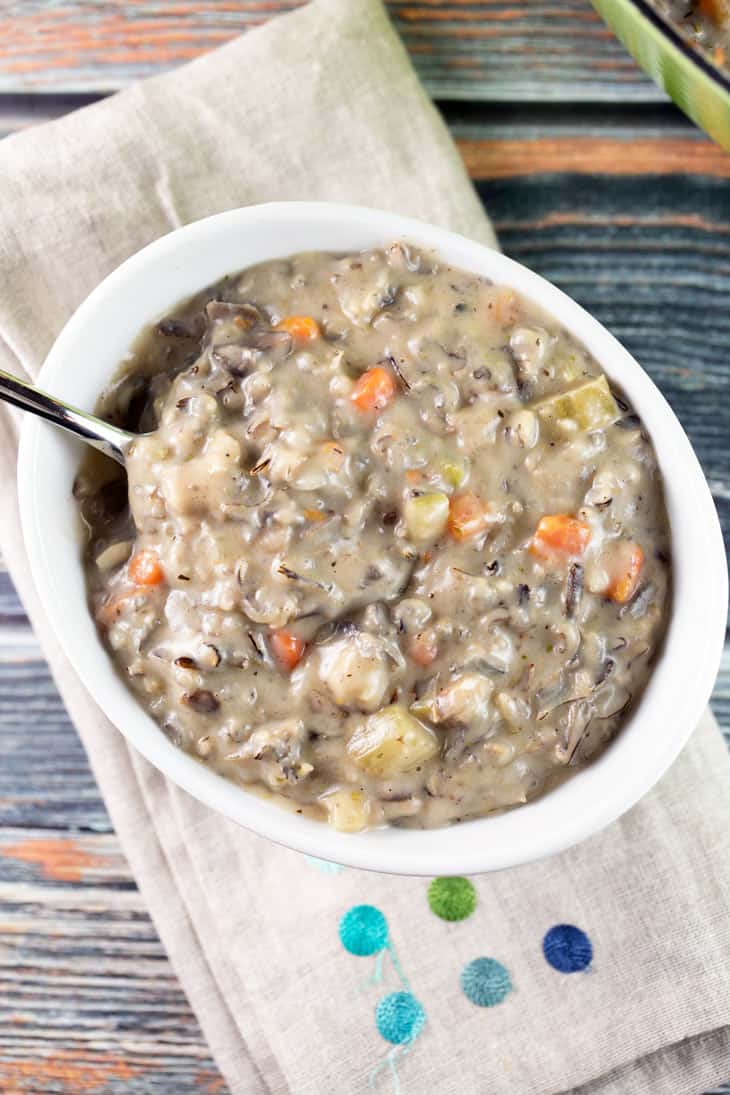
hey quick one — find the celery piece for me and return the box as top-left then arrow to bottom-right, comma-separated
404,492 -> 449,542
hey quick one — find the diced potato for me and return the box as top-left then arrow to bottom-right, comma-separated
440,673 -> 493,722
347,705 -> 439,776
152,430 -> 243,517
532,374 -> 619,433
319,636 -> 389,712
321,789 -> 371,832
507,409 -> 539,449
404,492 -> 449,542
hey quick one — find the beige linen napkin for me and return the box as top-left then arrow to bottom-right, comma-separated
0,1 -> 729,1092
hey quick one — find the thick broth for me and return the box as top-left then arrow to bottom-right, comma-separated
76,244 -> 671,831
650,0 -> 730,70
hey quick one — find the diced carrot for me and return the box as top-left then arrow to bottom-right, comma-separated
604,541 -> 644,604
350,366 -> 397,413
275,315 -> 321,342
494,288 -> 519,326
128,549 -> 165,586
530,515 -> 591,561
409,630 -> 439,667
405,469 -> 423,485
699,0 -> 729,25
270,628 -> 306,672
303,508 -> 326,522
448,492 -> 490,542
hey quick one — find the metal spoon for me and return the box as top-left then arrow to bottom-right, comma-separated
0,368 -> 135,465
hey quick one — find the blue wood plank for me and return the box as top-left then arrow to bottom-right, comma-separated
0,118 -> 728,1094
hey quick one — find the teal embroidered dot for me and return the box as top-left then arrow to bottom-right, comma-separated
428,877 -> 477,921
461,957 -> 512,1007
305,855 -> 343,874
543,924 -> 593,973
375,992 -> 425,1044
339,905 -> 388,956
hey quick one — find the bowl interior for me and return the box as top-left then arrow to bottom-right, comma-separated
18,202 -> 728,875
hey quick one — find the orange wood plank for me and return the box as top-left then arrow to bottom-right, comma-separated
1,835 -> 104,882
456,136 -> 730,178
0,1052 -> 140,1093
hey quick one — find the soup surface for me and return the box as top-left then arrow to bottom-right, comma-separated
649,0 -> 730,71
76,244 -> 671,831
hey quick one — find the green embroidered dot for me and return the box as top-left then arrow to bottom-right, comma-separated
428,877 -> 477,921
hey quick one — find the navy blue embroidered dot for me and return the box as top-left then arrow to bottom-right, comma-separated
543,924 -> 593,973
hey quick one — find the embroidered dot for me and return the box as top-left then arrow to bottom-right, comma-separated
428,876 -> 477,921
461,957 -> 512,1007
375,991 -> 426,1044
305,855 -> 343,874
543,924 -> 593,973
339,905 -> 388,956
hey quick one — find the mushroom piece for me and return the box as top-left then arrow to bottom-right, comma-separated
412,672 -> 494,726
227,718 -> 313,786
205,299 -> 262,327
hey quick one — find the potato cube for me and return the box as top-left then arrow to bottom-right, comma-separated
321,789 -> 371,832
347,705 -> 439,776
319,636 -> 389,712
533,374 -> 619,433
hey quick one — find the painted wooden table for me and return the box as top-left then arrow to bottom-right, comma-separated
0,3 -> 728,1093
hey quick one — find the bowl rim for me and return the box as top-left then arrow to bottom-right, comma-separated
17,200 -> 728,876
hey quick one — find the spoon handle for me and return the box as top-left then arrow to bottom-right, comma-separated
0,368 -> 133,465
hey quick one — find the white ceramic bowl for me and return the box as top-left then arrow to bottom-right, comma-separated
18,202 -> 728,876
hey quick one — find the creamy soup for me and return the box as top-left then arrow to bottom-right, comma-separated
75,244 -> 671,831
650,0 -> 730,70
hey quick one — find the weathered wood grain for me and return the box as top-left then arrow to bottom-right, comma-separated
457,135 -> 730,178
0,638 -> 727,1095
0,92 -> 728,1090
0,91 -> 100,139
0,0 -> 661,102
